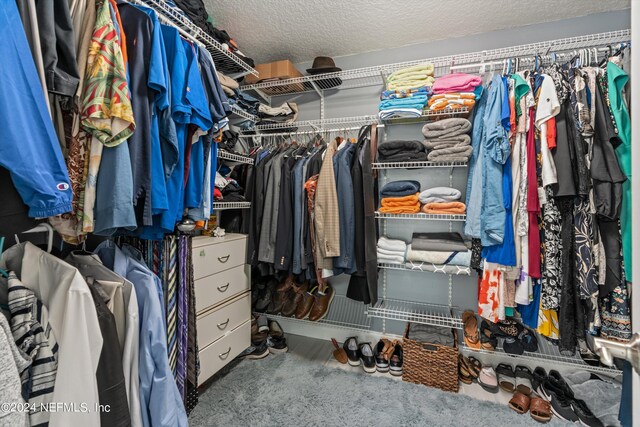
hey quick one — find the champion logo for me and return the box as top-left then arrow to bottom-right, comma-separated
57,183 -> 70,191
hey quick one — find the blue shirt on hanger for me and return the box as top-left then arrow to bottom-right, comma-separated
94,241 -> 187,427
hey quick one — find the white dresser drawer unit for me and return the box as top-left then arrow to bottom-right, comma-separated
197,292 -> 251,349
198,319 -> 250,384
192,234 -> 247,280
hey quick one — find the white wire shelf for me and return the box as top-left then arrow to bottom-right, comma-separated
372,160 -> 468,169
250,115 -> 377,133
240,29 -> 629,96
459,332 -> 622,376
212,201 -> 251,210
139,0 -> 257,77
380,107 -> 471,123
367,298 -> 463,329
257,295 -> 371,331
378,261 -> 472,276
217,150 -> 254,164
229,104 -> 258,122
375,212 -> 466,221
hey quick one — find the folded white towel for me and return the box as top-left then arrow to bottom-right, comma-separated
377,254 -> 406,264
377,247 -> 406,257
418,187 -> 461,204
377,236 -> 407,252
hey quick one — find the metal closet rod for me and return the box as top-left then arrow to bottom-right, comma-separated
238,124 -> 384,138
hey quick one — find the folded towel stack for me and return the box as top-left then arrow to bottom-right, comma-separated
431,73 -> 482,94
377,140 -> 427,162
427,92 -> 476,111
378,95 -> 429,119
418,186 -> 462,204
406,232 -> 470,267
417,186 -> 466,214
377,236 -> 407,264
380,180 -> 421,197
387,64 -> 436,91
379,64 -> 435,119
379,193 -> 420,214
421,118 -> 473,162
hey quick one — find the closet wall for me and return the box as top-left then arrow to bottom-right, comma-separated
262,9 -> 630,337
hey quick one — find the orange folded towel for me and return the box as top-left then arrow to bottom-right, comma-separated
380,193 -> 421,213
421,202 -> 466,214
379,204 -> 421,214
381,193 -> 419,207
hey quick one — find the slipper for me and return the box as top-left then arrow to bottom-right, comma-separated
509,391 -> 531,414
495,363 -> 516,393
515,366 -> 534,395
466,356 -> 482,378
462,310 -> 481,350
478,366 -> 499,393
529,397 -> 552,423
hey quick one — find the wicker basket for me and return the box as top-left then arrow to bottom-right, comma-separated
402,322 -> 459,393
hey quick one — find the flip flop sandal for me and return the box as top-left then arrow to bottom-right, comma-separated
458,365 -> 474,385
495,363 -> 516,393
529,397 -> 552,423
515,366 -> 534,395
508,391 -> 531,415
466,356 -> 482,378
458,355 -> 472,377
462,310 -> 481,350
480,320 -> 497,350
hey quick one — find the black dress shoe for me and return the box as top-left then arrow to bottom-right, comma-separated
389,343 -> 403,376
359,343 -> 376,374
571,399 -> 604,427
343,337 -> 360,366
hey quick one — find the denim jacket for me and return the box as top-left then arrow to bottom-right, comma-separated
464,86 -> 488,238
480,74 -> 511,246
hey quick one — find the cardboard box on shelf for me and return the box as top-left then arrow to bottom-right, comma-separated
244,59 -> 305,95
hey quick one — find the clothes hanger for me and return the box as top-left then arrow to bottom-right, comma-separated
14,223 -> 54,254
0,237 -> 9,278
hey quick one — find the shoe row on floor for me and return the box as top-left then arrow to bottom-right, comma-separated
253,275 -> 335,321
462,310 -> 538,354
332,337 -> 404,376
238,315 -> 289,359
458,355 -> 603,426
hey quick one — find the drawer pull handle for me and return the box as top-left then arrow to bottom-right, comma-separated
217,254 -> 230,263
217,283 -> 230,292
217,318 -> 230,329
218,347 -> 231,359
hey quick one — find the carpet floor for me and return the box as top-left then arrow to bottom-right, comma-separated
189,353 -> 572,427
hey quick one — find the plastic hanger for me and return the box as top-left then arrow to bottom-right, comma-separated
14,223 -> 54,254
0,237 -> 9,278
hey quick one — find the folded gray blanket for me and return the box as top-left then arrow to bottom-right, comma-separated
423,134 -> 471,150
411,232 -> 468,252
427,145 -> 472,161
378,140 -> 425,157
418,187 -> 461,204
380,151 -> 429,162
422,118 -> 472,139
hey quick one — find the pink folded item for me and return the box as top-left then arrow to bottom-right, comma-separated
432,73 -> 483,94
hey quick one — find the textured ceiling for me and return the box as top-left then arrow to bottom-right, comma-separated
203,0 -> 629,64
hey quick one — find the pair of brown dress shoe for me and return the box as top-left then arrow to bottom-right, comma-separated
267,275 -> 335,321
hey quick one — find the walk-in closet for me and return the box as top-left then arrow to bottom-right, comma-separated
0,1 -> 639,426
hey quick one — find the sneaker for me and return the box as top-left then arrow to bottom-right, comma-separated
389,343 -> 403,376
539,379 -> 578,422
238,341 -> 269,359
571,399 -> 604,427
359,343 -> 376,374
267,320 -> 288,354
250,316 -> 268,343
343,337 -> 360,366
374,339 -> 393,373
532,367 -> 547,395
